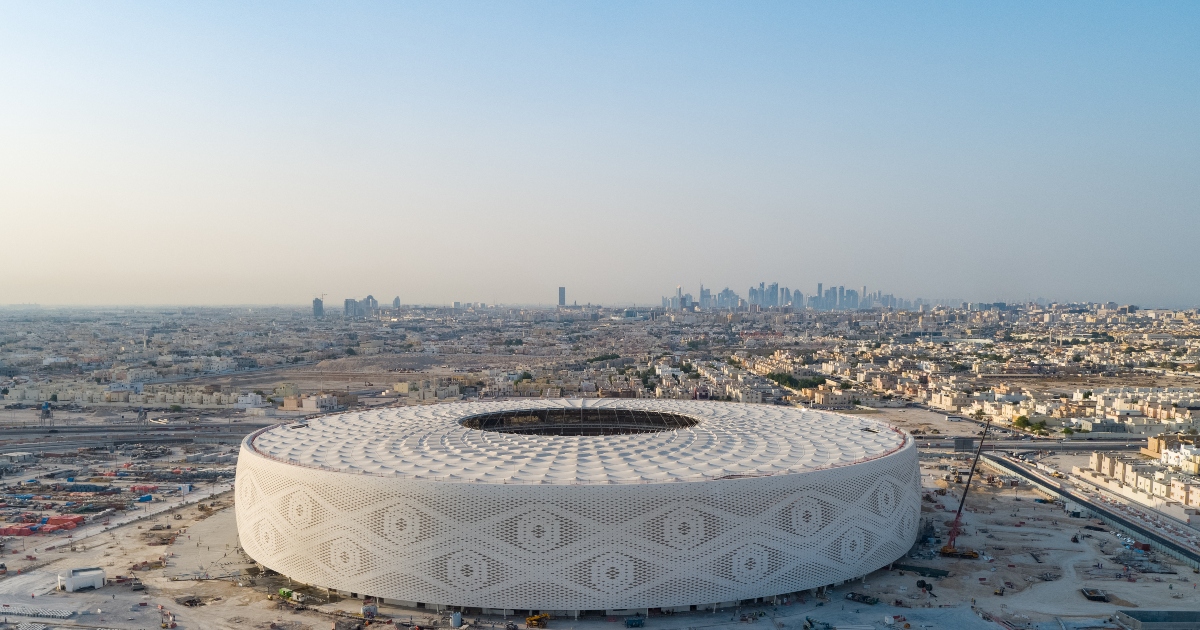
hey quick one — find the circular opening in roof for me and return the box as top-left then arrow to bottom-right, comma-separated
459,408 -> 700,436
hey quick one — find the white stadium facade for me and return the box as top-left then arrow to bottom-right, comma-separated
235,399 -> 920,614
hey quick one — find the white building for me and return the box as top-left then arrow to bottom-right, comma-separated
301,394 -> 338,413
236,393 -> 266,409
58,567 -> 105,592
237,400 -> 920,613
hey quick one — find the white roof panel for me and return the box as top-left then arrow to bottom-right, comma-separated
248,399 -> 908,484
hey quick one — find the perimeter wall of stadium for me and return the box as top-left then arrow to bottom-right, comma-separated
235,437 -> 920,612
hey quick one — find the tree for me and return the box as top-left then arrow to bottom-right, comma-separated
1013,416 -> 1030,428
766,373 -> 800,388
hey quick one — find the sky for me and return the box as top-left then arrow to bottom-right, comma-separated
1,2 -> 1198,308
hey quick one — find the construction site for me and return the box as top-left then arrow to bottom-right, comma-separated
0,413 -> 1192,630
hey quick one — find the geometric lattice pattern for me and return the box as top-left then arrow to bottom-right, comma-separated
236,401 -> 920,610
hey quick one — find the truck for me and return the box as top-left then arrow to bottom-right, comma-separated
845,592 -> 879,605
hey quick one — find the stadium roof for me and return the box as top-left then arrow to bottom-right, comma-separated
247,399 -> 909,484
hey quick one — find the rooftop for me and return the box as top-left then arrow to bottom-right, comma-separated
246,399 -> 909,484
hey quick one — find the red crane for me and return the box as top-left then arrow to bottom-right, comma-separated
941,418 -> 991,559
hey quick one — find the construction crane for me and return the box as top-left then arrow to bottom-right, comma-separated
940,419 -> 991,559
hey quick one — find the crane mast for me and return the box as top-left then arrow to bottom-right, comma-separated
941,418 -> 991,558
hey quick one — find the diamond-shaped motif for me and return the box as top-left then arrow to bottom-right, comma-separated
840,527 -> 867,563
661,506 -> 705,550
283,490 -> 317,529
237,475 -> 258,508
589,552 -> 633,593
517,510 -> 563,553
789,497 -> 825,537
897,505 -> 918,539
382,502 -> 421,545
874,482 -> 898,517
328,537 -> 363,576
253,521 -> 280,555
447,550 -> 489,590
731,543 -> 769,583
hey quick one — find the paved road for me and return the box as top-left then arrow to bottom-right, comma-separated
0,425 -> 265,454
0,434 -> 238,454
918,439 -> 1142,451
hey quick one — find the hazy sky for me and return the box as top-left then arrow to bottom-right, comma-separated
2,3 -> 1198,307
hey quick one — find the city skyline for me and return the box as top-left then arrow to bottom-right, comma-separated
0,278 -> 1172,311
2,3 -> 1198,307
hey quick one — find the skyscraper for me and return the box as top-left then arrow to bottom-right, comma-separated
558,287 -> 566,307
312,298 -> 324,319
344,298 -> 363,318
393,296 -> 401,308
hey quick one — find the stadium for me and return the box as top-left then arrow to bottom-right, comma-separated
235,399 -> 919,614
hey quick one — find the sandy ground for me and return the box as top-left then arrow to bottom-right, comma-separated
0,499 -> 1009,630
0,458 -> 1195,629
844,406 -> 987,439
907,458 -> 1200,626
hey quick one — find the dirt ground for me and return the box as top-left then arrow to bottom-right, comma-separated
0,457 -> 1196,629
895,457 -> 1200,627
845,406 -> 987,439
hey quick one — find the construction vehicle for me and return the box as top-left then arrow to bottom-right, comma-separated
845,592 -> 879,605
526,613 -> 550,628
940,419 -> 990,560
160,608 -> 177,628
